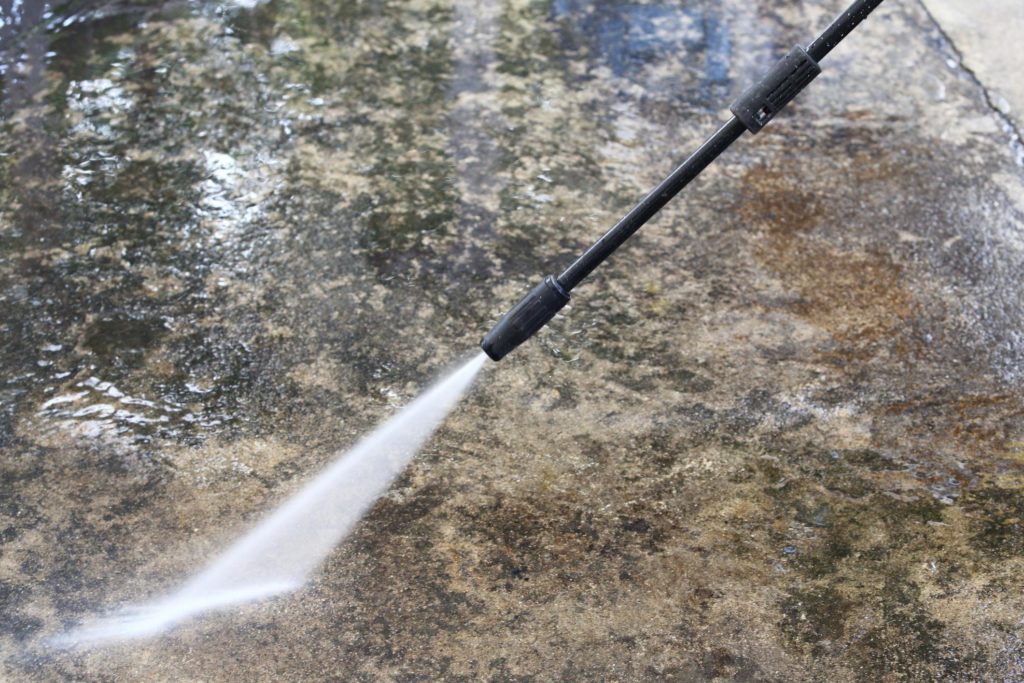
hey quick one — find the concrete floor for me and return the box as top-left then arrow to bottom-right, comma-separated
1,0 -> 1023,680
921,0 -> 1024,133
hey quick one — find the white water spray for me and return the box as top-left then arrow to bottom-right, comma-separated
51,353 -> 489,648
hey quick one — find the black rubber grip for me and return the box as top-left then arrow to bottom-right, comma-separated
730,46 -> 821,133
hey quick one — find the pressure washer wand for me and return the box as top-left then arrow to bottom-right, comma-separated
481,0 -> 886,361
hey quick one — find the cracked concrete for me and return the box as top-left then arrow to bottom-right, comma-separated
920,0 -> 1024,135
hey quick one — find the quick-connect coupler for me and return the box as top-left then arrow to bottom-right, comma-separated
729,46 -> 821,133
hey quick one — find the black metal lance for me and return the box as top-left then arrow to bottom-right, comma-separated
481,0 -> 886,361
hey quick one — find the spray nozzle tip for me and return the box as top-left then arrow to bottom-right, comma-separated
481,276 -> 570,361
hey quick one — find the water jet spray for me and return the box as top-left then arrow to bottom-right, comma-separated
481,0 -> 886,361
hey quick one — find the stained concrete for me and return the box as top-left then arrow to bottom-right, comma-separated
1,0 -> 1023,680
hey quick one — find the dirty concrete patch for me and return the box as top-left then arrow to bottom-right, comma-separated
1,0 -> 1024,680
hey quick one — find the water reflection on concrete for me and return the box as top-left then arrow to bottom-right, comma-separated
1,0 -> 1023,679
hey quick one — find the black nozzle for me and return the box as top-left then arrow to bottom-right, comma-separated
481,276 -> 570,361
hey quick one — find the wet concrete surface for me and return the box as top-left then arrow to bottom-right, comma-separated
1,0 -> 1023,679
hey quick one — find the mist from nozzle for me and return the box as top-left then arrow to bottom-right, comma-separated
49,353 -> 488,649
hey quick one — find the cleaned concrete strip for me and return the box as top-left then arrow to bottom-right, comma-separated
921,0 -> 1024,131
